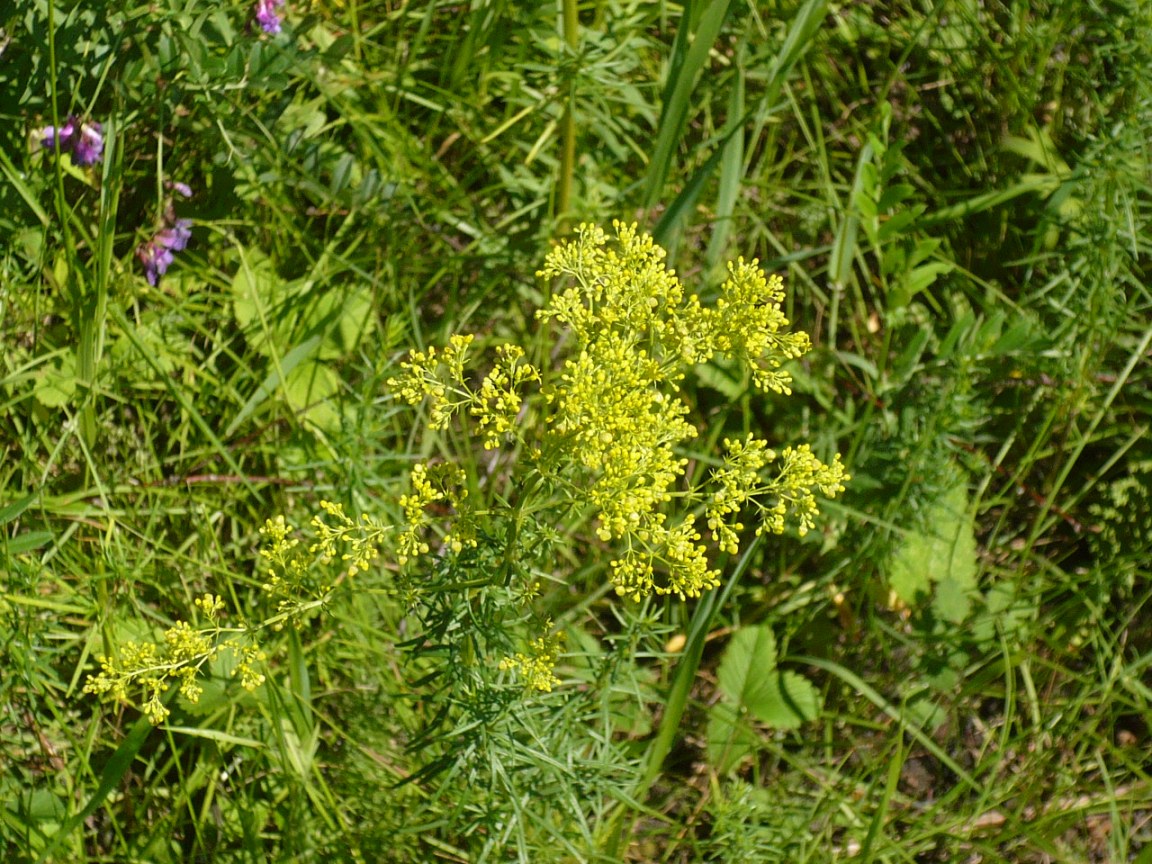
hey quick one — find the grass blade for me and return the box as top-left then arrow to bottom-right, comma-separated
643,0 -> 737,209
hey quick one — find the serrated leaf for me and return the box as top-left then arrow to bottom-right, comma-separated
934,575 -> 972,623
753,670 -> 821,730
33,352 -> 77,408
715,626 -> 820,731
716,625 -> 778,709
706,701 -> 760,773
889,479 -> 978,617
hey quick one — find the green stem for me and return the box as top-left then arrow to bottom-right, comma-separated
601,533 -> 764,856
557,0 -> 579,230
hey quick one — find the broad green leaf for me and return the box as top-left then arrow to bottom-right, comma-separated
706,701 -> 759,773
716,626 -> 821,730
895,261 -> 953,308
17,788 -> 67,823
276,97 -> 329,140
231,252 -> 284,356
753,670 -> 821,730
888,479 -> 979,619
284,360 -> 340,432
305,284 -> 374,360
32,352 -> 77,408
934,574 -> 972,624
716,625 -> 779,711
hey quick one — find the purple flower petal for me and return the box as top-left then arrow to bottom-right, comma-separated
155,218 -> 192,252
72,121 -> 104,166
254,0 -> 284,34
137,241 -> 175,286
168,181 -> 193,198
40,116 -> 78,152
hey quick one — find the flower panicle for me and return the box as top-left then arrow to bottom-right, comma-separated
499,628 -> 564,693
83,593 -> 265,725
389,223 -> 850,602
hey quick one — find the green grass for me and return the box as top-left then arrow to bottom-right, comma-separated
3,0 -> 1151,861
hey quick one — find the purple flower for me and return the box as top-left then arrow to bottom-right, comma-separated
155,218 -> 192,253
137,240 -> 175,286
137,181 -> 194,284
40,116 -> 78,152
38,115 -> 104,166
254,0 -> 285,34
73,120 -> 104,166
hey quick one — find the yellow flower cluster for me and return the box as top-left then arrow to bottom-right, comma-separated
387,222 -> 849,602
387,334 -> 475,430
309,500 -> 388,577
498,629 -> 564,692
709,259 -> 811,395
395,462 -> 474,562
534,222 -> 842,598
389,335 -> 539,450
706,438 -> 849,550
471,344 -> 541,449
83,593 -> 266,724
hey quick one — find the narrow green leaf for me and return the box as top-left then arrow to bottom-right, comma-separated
761,0 -> 829,110
643,0 -> 736,208
0,494 -> 37,526
5,531 -> 55,556
829,141 -> 874,289
704,51 -> 746,270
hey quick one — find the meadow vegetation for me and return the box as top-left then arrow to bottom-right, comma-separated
2,1 -> 1150,861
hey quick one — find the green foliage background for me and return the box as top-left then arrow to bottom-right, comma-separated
2,0 -> 1151,861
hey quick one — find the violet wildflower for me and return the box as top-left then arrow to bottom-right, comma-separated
73,120 -> 105,166
136,186 -> 193,285
254,0 -> 285,34
136,241 -> 176,286
39,115 -> 104,166
40,116 -> 77,152
155,218 -> 192,253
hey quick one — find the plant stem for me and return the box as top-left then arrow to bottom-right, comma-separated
557,0 -> 579,230
601,533 -> 764,856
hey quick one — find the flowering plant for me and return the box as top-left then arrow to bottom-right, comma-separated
389,222 -> 847,602
39,115 -> 104,166
85,222 -> 846,718
136,181 -> 194,285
